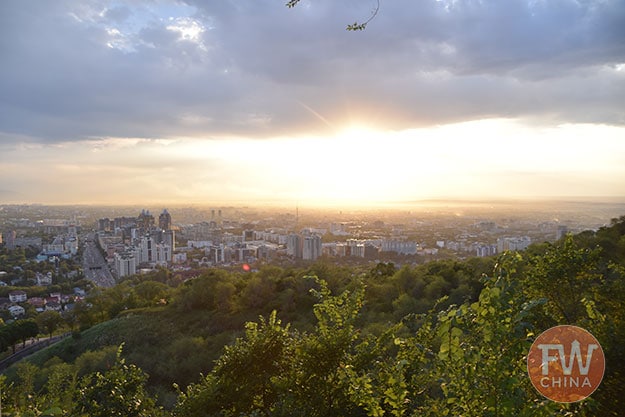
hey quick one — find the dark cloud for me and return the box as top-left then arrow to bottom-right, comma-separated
0,0 -> 623,143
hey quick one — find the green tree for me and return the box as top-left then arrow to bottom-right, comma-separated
176,278 -> 386,417
134,280 -> 170,307
426,255 -> 547,416
12,361 -> 39,412
102,282 -> 138,317
36,310 -> 63,339
13,319 -> 39,348
175,310 -> 294,416
175,270 -> 239,312
76,345 -> 162,417
63,309 -> 79,332
213,280 -> 237,313
276,278 -> 368,416
525,235 -> 602,324
241,274 -> 277,310
41,362 -> 79,414
73,345 -> 118,377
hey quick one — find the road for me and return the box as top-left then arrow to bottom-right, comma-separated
82,233 -> 116,288
0,333 -> 71,372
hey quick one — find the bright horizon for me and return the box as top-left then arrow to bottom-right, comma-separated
1,1 -> 624,207
2,119 -> 625,207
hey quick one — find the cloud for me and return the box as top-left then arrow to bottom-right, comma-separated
1,119 -> 624,205
0,0 -> 623,145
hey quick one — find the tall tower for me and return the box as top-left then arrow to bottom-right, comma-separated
5,230 -> 16,249
137,209 -> 155,234
159,209 -> 172,230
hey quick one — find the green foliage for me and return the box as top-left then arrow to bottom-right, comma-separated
133,280 -> 170,306
155,336 -> 214,389
276,277 -> 367,416
43,361 -> 78,412
0,319 -> 39,352
176,277 -> 370,416
175,310 -> 294,416
241,274 -> 277,310
175,269 -> 240,312
424,254 -> 555,416
12,361 -> 39,410
75,345 -> 163,417
36,310 -> 63,338
72,346 -> 118,377
525,235 -> 602,323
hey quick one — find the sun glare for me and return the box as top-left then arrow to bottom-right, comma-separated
285,124 -> 441,205
151,119 -> 625,206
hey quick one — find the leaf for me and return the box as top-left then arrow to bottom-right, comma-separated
347,22 -> 367,31
41,407 -> 64,416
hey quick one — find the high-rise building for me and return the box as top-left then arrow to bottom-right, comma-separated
286,234 -> 302,259
114,251 -> 137,278
497,236 -> 531,253
159,209 -> 172,231
137,210 -> 155,233
302,235 -> 322,261
138,234 -> 172,265
476,245 -> 497,257
154,243 -> 171,264
98,218 -> 111,232
5,230 -> 16,249
209,245 -> 225,264
163,230 -> 176,252
114,216 -> 136,230
381,240 -> 417,255
139,234 -> 154,263
347,239 -> 367,257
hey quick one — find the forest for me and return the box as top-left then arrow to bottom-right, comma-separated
0,216 -> 624,416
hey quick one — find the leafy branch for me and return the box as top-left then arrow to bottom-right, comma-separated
286,0 -> 381,31
346,0 -> 380,31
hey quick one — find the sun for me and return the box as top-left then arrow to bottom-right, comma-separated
156,119 -> 625,207
281,124 -> 419,205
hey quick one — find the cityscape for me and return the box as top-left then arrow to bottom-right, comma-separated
1,0 -> 624,414
1,200 -> 623,291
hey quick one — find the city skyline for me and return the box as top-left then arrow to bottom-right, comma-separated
1,1 -> 624,206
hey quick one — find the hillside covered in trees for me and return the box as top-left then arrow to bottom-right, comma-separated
1,217 -> 625,416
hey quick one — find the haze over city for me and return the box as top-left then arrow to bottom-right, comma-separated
1,0 -> 624,206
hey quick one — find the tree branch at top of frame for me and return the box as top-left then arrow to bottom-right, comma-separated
286,0 -> 380,31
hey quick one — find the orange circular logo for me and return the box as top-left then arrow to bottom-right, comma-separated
527,325 -> 605,403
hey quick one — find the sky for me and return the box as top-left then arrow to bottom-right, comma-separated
1,0 -> 624,207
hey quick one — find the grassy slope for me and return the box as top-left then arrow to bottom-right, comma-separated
9,306 -> 249,406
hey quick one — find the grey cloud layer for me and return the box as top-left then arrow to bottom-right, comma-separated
1,0 -> 623,142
